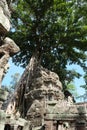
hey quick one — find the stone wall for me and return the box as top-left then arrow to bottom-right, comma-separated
0,1 -> 25,130
0,0 -> 20,88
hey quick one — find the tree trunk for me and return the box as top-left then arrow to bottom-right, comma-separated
6,53 -> 40,117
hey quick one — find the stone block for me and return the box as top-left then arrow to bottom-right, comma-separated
3,37 -> 20,55
0,7 -> 10,34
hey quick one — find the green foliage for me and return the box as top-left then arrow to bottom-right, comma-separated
66,82 -> 78,97
81,70 -> 87,90
9,0 -> 87,90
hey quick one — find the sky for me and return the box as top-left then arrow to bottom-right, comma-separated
2,58 -> 86,102
2,58 -> 24,86
66,63 -> 85,99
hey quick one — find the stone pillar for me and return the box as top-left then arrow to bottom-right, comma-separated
45,120 -> 54,130
14,125 -> 19,130
58,122 -> 62,130
0,37 -> 20,88
53,121 -> 57,130
58,122 -> 70,130
58,124 -> 65,130
69,122 -> 75,130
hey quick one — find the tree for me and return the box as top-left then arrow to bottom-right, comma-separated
2,73 -> 20,92
10,73 -> 20,91
66,81 -> 78,97
9,0 -> 87,90
77,70 -> 87,101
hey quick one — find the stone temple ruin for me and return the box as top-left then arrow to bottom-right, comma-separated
0,0 -> 87,130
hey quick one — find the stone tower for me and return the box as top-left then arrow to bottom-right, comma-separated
6,54 -> 64,127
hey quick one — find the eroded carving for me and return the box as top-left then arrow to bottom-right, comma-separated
0,37 -> 20,88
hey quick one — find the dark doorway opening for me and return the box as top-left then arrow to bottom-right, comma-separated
4,124 -> 11,130
17,126 -> 23,130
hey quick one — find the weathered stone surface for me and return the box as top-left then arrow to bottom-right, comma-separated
0,88 -> 8,102
0,101 -> 3,109
5,55 -> 64,129
0,109 -> 27,130
27,100 -> 44,127
0,37 -> 20,88
0,0 -> 11,34
3,37 -> 20,55
6,55 -> 63,116
0,0 -> 20,88
0,110 -> 6,121
2,92 -> 12,110
23,122 -> 30,130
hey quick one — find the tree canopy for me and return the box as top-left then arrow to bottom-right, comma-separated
9,0 -> 87,89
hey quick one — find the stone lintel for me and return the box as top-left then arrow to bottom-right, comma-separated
45,113 -> 87,121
